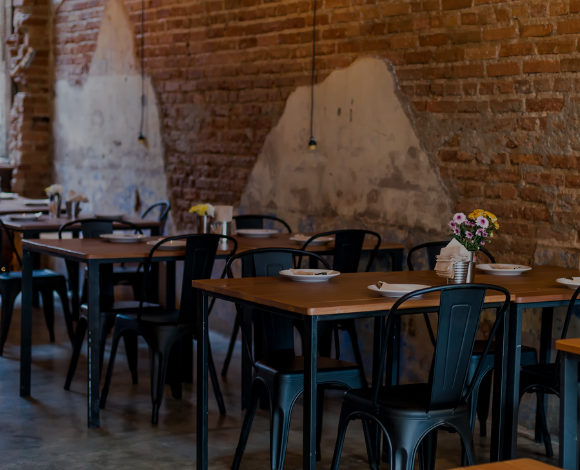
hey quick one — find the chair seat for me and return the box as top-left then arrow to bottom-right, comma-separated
113,266 -> 143,276
472,339 -> 537,357
80,301 -> 162,315
0,269 -> 64,280
116,310 -> 181,326
256,355 -> 361,375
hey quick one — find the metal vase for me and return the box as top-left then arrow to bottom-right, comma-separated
447,251 -> 476,284
197,215 -> 211,234
49,194 -> 61,218
465,250 -> 476,283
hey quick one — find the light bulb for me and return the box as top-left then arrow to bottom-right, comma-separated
308,137 -> 317,150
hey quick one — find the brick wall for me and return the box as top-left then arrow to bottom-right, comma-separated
53,0 -> 580,263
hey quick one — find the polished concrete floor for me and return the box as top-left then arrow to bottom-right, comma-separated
0,295 -> 559,469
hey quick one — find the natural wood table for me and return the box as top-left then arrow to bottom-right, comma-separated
193,265 -> 580,469
0,196 -> 53,215
451,458 -> 558,469
556,337 -> 580,470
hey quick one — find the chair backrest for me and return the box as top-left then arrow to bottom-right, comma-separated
374,284 -> 510,412
407,240 -> 496,271
139,234 -> 237,324
226,248 -> 331,364
233,214 -> 292,233
300,229 -> 381,273
555,285 -> 580,376
58,218 -> 144,308
141,201 -> 170,234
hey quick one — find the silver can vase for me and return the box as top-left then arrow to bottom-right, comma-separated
447,251 -> 476,284
49,194 -> 61,218
197,215 -> 211,234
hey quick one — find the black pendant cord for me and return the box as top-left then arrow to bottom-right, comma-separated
308,0 -> 317,150
138,0 -> 145,142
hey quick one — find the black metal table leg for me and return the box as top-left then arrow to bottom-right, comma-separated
385,315 -> 401,386
303,315 -> 318,469
500,302 -> 522,460
371,316 -> 384,465
86,260 -> 101,428
241,306 -> 252,410
536,307 -> 553,442
559,350 -> 578,470
196,290 -> 209,470
20,248 -> 33,397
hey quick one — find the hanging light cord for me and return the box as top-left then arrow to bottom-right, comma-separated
308,0 -> 317,150
138,0 -> 145,141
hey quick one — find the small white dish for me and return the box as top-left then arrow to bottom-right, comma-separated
99,234 -> 143,243
476,264 -> 532,276
279,269 -> 340,282
147,239 -> 187,251
290,236 -> 334,246
7,212 -> 43,222
236,229 -> 278,238
556,278 -> 580,290
94,213 -> 126,220
0,192 -> 17,200
368,284 -> 431,298
24,199 -> 49,206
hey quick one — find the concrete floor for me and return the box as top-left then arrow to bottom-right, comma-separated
0,295 -> 559,469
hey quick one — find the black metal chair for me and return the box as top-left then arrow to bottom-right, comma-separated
517,285 -> 580,457
221,214 -> 292,377
100,234 -> 237,424
0,218 -> 73,355
226,248 -> 367,470
407,240 -> 540,439
113,201 -> 171,299
233,214 -> 292,233
330,284 -> 510,470
61,218 -> 160,390
299,230 -> 381,380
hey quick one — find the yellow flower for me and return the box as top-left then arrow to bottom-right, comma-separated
468,209 -> 485,219
188,203 -> 215,217
483,211 -> 499,229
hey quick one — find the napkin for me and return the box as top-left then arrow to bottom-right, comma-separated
66,190 -> 89,203
214,205 -> 233,222
289,269 -> 333,276
434,239 -> 470,279
376,281 -> 408,291
566,277 -> 580,283
292,234 -> 311,241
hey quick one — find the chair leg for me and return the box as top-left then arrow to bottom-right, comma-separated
476,370 -> 493,437
455,421 -> 477,466
64,316 -> 87,390
149,340 -> 175,425
418,429 -> 438,470
232,381 -> 264,470
55,281 -> 75,346
100,325 -> 124,408
270,405 -> 292,470
316,387 -> 325,462
40,289 -> 55,342
0,284 -> 19,355
221,312 -> 240,377
344,320 -> 368,387
330,406 -> 355,470
122,332 -> 139,385
361,418 -> 380,470
99,314 -> 117,378
208,343 -> 226,416
536,393 -> 554,457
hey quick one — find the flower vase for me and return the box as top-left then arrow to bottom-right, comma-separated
466,251 -> 476,283
198,215 -> 211,234
49,194 -> 61,218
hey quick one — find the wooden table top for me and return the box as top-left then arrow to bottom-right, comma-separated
193,265 -> 580,316
0,196 -> 52,215
451,459 -> 558,469
3,215 -> 161,232
556,338 -> 580,356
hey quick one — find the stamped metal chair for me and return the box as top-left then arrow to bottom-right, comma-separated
100,234 -> 237,424
226,248 -> 366,470
0,218 -> 73,355
330,284 -> 510,470
233,214 -> 292,233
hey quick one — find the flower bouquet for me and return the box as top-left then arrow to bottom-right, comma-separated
449,209 -> 499,251
189,203 -> 215,233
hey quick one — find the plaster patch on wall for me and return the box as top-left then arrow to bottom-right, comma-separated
240,57 -> 451,241
52,0 -> 168,218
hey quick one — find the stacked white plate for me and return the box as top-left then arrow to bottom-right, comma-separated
236,229 -> 278,238
279,269 -> 340,282
556,278 -> 580,290
24,199 -> 49,206
146,239 -> 187,251
290,235 -> 334,246
0,192 -> 17,200
7,212 -> 43,221
99,234 -> 143,243
368,284 -> 431,298
476,264 -> 532,276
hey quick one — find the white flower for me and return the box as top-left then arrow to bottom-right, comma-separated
475,216 -> 489,229
453,212 -> 467,224
206,204 -> 215,217
45,184 -> 64,196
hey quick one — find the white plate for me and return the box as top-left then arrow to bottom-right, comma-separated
476,264 -> 532,276
94,213 -> 126,220
368,284 -> 431,298
290,236 -> 334,246
556,278 -> 580,290
279,269 -> 340,282
24,199 -> 49,206
146,239 -> 187,251
100,234 -> 143,243
0,192 -> 17,200
7,212 -> 43,222
236,229 -> 278,238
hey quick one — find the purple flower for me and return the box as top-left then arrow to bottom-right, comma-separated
480,241 -> 486,246
482,231 -> 488,237
476,216 -> 489,228
476,228 -> 485,236
449,220 -> 456,229
453,212 -> 467,224
465,231 -> 473,239
453,227 -> 460,235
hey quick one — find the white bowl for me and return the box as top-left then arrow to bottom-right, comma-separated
476,264 -> 532,276
279,269 -> 340,282
368,284 -> 431,298
236,229 -> 278,238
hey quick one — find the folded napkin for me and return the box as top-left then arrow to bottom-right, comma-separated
375,281 -> 408,292
490,265 -> 518,270
289,269 -> 333,276
214,205 -> 233,222
292,233 -> 311,241
66,190 -> 88,203
434,239 -> 470,279
565,277 -> 580,283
